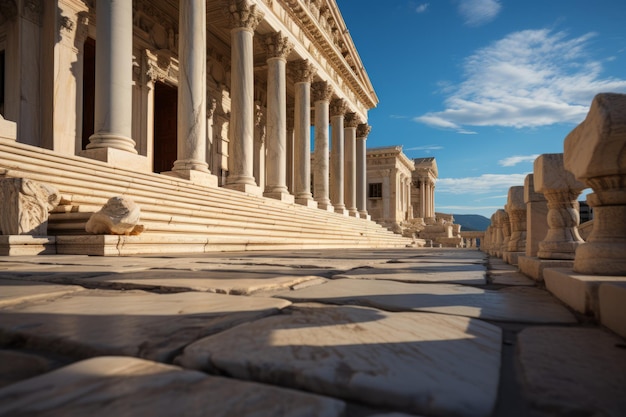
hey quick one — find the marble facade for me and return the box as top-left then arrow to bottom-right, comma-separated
0,0 -> 375,208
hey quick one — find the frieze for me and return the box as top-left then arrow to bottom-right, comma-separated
133,0 -> 178,53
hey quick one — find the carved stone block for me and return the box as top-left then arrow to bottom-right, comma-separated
0,178 -> 60,236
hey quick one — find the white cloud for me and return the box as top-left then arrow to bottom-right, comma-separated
415,29 -> 626,132
458,0 -> 501,27
416,3 -> 429,13
436,173 -> 529,194
498,154 -> 540,167
405,144 -> 443,152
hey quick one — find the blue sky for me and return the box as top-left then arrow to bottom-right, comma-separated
336,0 -> 626,217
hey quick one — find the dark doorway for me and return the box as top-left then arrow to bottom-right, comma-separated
153,82 -> 177,173
81,37 -> 96,150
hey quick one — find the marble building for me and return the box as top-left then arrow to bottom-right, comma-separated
0,0 -> 415,254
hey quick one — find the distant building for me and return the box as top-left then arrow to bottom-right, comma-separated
411,157 -> 438,222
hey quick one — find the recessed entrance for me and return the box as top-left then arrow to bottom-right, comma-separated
153,82 -> 177,173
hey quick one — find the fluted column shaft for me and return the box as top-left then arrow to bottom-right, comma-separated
173,0 -> 210,174
356,123 -> 370,218
88,0 -> 135,153
312,81 -> 333,211
263,32 -> 293,201
226,2 -> 263,193
291,60 -> 316,206
330,99 -> 347,213
344,112 -> 358,217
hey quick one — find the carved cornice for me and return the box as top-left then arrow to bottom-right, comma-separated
228,0 -> 264,31
133,0 -> 178,53
262,31 -> 294,59
289,59 -> 316,83
357,123 -> 371,139
311,81 -> 333,103
344,112 -> 360,128
329,98 -> 348,117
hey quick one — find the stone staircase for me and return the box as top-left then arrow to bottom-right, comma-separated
0,139 -> 413,255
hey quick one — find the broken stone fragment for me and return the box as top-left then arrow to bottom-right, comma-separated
85,196 -> 145,235
0,177 -> 60,236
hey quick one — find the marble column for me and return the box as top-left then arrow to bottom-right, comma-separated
225,1 -> 263,195
330,99 -> 348,214
291,60 -> 317,207
344,112 -> 359,217
253,102 -> 266,190
356,123 -> 371,218
420,179 -> 426,219
262,32 -> 293,202
168,0 -> 217,187
86,0 -> 136,155
524,174 -> 549,257
534,153 -> 585,260
286,112 -> 294,193
564,93 -> 626,275
311,81 -> 334,211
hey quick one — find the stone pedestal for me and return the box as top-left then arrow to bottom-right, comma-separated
0,178 -> 60,236
524,174 -> 548,257
534,153 -> 585,260
0,235 -> 57,256
503,186 -> 526,265
564,93 -> 626,276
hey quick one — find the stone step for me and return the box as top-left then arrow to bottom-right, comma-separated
1,139 -> 412,254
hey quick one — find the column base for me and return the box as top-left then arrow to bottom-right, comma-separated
264,191 -> 295,204
518,256 -> 574,281
0,235 -> 56,256
335,207 -> 349,216
224,182 -> 263,196
348,209 -> 359,218
80,148 -> 150,172
162,169 -> 218,188
316,201 -> 334,212
295,198 -> 318,208
0,116 -> 17,140
503,251 -> 524,266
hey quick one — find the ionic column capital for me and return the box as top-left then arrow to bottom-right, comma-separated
329,98 -> 348,117
227,0 -> 263,31
262,31 -> 293,59
289,59 -> 316,83
311,81 -> 333,103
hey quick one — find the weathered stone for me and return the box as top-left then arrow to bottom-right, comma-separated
533,153 -> 585,260
0,290 -> 290,361
523,173 -> 548,257
0,356 -> 346,417
0,178 -> 60,236
85,196 -> 145,235
599,282 -> 626,339
333,262 -> 486,285
0,278 -> 84,307
505,186 -> 526,253
179,304 -> 502,417
273,278 -> 575,323
518,327 -> 626,417
564,93 -> 626,275
0,350 -> 56,388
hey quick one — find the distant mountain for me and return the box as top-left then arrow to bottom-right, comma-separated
453,214 -> 491,231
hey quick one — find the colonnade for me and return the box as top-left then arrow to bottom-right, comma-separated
414,178 -> 436,219
82,0 -> 371,217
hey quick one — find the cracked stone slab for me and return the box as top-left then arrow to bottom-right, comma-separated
178,304 -> 502,417
80,268 -> 332,295
0,279 -> 85,307
0,290 -> 290,362
274,279 -> 576,323
334,263 -> 486,285
489,270 -> 535,286
0,356 -> 345,417
518,327 -> 626,417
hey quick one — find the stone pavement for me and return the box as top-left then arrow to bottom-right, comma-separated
0,248 -> 624,417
